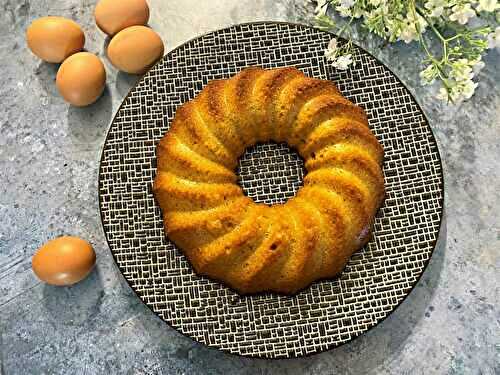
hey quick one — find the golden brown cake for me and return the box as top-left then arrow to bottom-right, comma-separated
153,66 -> 385,295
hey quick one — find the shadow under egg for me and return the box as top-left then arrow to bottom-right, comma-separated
67,85 -> 113,146
41,265 -> 105,326
34,60 -> 60,97
115,70 -> 141,99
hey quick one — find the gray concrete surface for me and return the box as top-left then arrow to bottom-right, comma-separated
1,0 -> 498,374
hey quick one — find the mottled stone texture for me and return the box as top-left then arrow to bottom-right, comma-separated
0,0 -> 498,374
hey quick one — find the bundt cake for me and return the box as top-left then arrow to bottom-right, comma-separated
153,66 -> 385,295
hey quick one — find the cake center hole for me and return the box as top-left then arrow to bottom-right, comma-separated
236,142 -> 305,205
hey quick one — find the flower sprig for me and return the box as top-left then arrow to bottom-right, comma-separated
314,0 -> 500,103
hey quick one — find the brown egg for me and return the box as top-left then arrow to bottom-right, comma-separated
32,236 -> 96,286
56,52 -> 106,106
95,0 -> 150,36
26,16 -> 85,63
107,26 -> 164,75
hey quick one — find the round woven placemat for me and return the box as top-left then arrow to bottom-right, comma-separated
98,22 -> 444,359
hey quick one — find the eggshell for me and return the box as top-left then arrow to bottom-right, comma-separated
26,16 -> 85,63
107,26 -> 164,74
95,0 -> 150,36
56,52 -> 106,106
32,236 -> 96,286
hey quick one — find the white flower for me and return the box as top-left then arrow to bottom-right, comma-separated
336,5 -> 352,17
425,0 -> 446,18
398,12 -> 427,43
352,7 -> 364,18
315,0 -> 329,16
435,57 -> 481,103
476,0 -> 499,13
314,0 -> 491,103
385,18 -> 399,38
487,26 -> 500,49
425,0 -> 446,9
448,87 -> 462,102
332,54 -> 353,70
450,59 -> 474,81
324,38 -> 339,60
340,0 -> 355,8
430,6 -> 445,17
460,80 -> 478,99
445,84 -> 462,103
399,19 -> 419,44
436,87 -> 449,101
327,38 -> 338,51
417,13 -> 428,30
449,4 -> 476,25
399,29 -> 417,43
445,79 -> 478,102
420,65 -> 437,85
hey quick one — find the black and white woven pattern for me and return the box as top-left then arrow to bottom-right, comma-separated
98,22 -> 444,359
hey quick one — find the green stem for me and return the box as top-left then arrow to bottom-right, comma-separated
338,15 -> 355,37
415,7 -> 446,42
410,3 -> 433,59
446,34 -> 462,42
410,1 -> 451,88
414,6 -> 452,61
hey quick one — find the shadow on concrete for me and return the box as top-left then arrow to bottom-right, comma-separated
42,266 -> 105,326
101,35 -> 112,58
34,61 -> 60,97
67,86 -> 113,146
115,70 -> 141,99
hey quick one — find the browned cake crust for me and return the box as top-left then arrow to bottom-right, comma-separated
153,66 -> 385,295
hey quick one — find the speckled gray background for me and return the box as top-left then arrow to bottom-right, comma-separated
0,1 -> 498,374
